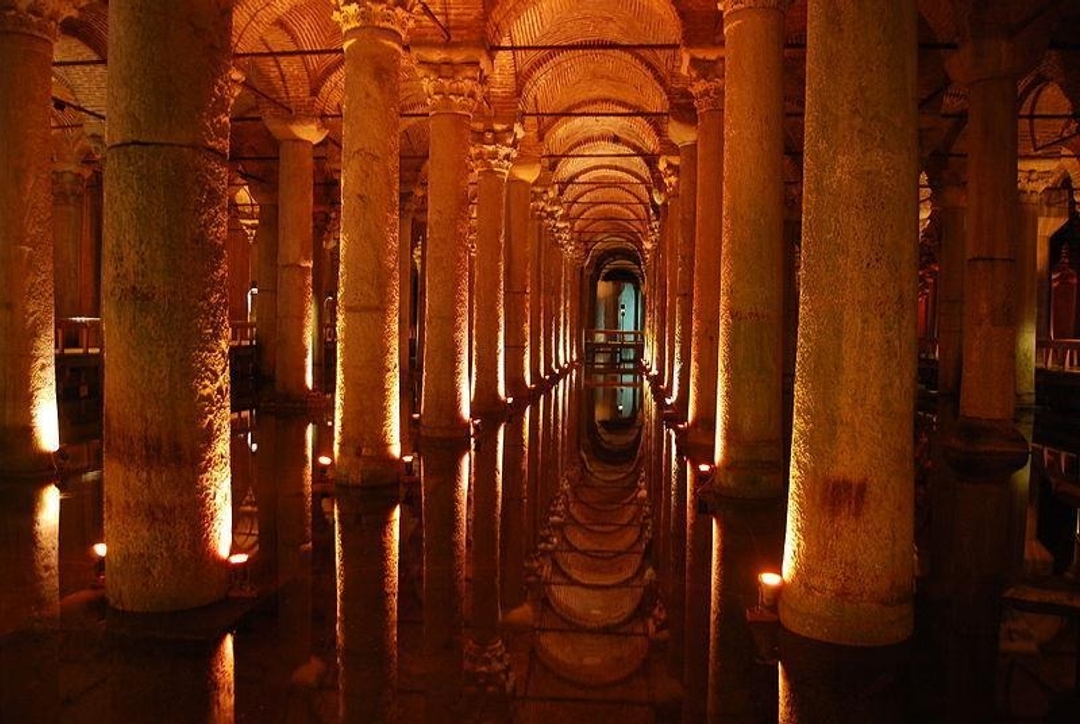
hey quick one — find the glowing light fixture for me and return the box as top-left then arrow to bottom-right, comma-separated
317,454 -> 333,467
92,542 -> 107,558
402,454 -> 416,477
758,572 -> 783,609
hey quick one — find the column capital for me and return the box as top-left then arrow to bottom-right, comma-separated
659,156 -> 680,198
470,126 -> 518,176
684,57 -> 724,114
1017,167 -> 1059,204
51,166 -> 88,204
419,62 -> 484,116
0,0 -> 85,39
333,0 -> 417,41
264,113 -> 329,145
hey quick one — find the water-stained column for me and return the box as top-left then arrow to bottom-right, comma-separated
266,115 -> 327,402
670,118 -> 697,413
252,185 -> 280,381
103,0 -> 235,610
332,2 -> 416,720
0,1 -> 77,474
781,0 -> 918,645
715,0 -> 788,499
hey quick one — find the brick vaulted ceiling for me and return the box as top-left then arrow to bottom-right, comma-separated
51,1 -> 1080,257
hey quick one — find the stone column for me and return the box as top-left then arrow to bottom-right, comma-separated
714,0 -> 788,499
943,29 -> 1028,480
506,159 -> 539,395
252,185 -> 279,381
670,119 -> 697,414
663,162 -> 680,393
417,58 -> 483,722
931,176 -> 966,396
1037,186 -> 1070,341
681,63 -> 723,720
103,0 -> 235,610
1016,169 -> 1059,406
528,187 -> 547,389
0,1 -> 76,474
685,59 -> 724,458
400,201 -> 416,447
780,0 -> 918,645
266,116 -> 326,402
52,166 -> 89,323
332,2 -> 415,720
464,128 -> 515,693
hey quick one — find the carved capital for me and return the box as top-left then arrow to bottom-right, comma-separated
470,126 -> 517,175
687,61 -> 724,114
0,0 -> 85,39
659,156 -> 680,198
264,112 -> 329,145
52,168 -> 87,204
463,638 -> 513,695
420,63 -> 484,116
333,0 -> 416,40
1017,168 -> 1059,202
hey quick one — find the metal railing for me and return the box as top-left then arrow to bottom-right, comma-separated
1036,338 -> 1080,372
55,317 -> 259,355
584,328 -> 644,369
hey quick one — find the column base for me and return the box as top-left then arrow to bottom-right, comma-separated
943,417 -> 1029,482
778,585 -> 913,647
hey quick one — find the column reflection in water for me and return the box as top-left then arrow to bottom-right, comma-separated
108,632 -> 235,723
707,501 -> 784,722
337,480 -> 400,722
667,428 -> 687,676
0,481 -> 60,722
421,442 -> 470,719
502,406 -> 530,611
238,417 -> 315,717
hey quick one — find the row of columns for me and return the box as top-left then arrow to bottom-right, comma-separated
637,2 -> 1053,722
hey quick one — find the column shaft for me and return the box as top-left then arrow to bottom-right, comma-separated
781,0 -> 918,645
52,170 -> 88,321
674,139 -> 697,412
0,7 -> 61,473
935,187 -> 965,396
715,1 -> 787,498
103,0 -> 234,610
254,190 -> 279,381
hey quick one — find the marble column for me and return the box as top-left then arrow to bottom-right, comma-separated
252,186 -> 280,381
103,0 -> 235,610
418,58 -> 482,721
333,2 -> 415,720
932,177 -> 966,397
715,0 -> 788,499
781,0 -> 918,645
266,116 -> 326,401
400,202 -> 415,445
670,119 -> 697,414
0,1 -> 75,474
682,62 -> 723,720
944,30 -> 1028,480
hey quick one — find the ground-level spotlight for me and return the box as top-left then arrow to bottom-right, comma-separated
696,462 -> 715,481
228,552 -> 256,598
757,571 -> 783,610
92,542 -> 107,586
402,453 -> 416,478
317,454 -> 333,467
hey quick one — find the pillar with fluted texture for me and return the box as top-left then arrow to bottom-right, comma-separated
0,0 -> 79,474
103,0 -> 235,610
781,0 -> 918,645
714,0 -> 788,499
